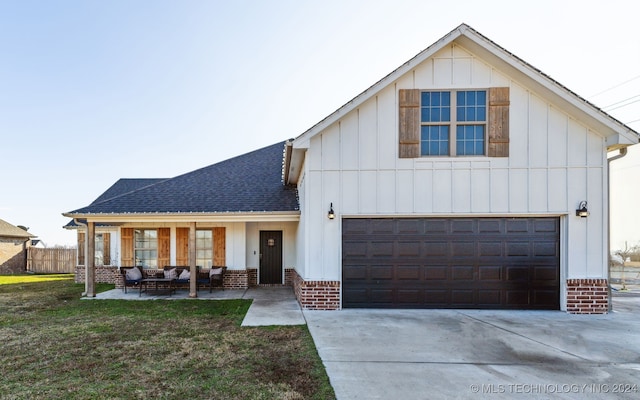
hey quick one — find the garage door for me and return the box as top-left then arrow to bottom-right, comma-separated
342,218 -> 560,309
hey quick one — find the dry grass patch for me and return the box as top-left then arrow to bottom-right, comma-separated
0,276 -> 334,399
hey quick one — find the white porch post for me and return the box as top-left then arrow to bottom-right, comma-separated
85,221 -> 96,297
189,222 -> 197,298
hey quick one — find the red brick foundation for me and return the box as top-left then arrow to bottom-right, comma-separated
566,278 -> 609,314
292,269 -> 340,310
75,266 -> 121,285
76,266 -> 252,290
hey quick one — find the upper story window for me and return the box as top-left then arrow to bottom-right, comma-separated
399,87 -> 509,159
420,90 -> 486,156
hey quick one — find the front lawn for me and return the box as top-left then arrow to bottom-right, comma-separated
0,275 -> 335,399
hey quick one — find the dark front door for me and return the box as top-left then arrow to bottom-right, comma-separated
260,231 -> 283,284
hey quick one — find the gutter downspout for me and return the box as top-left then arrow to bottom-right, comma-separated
607,147 -> 628,312
74,218 -> 89,297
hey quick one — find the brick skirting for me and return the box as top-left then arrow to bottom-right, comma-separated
566,278 -> 609,314
291,269 -> 340,310
75,266 -> 121,285
76,266 -> 251,290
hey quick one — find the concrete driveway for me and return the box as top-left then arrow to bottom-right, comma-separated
304,296 -> 640,399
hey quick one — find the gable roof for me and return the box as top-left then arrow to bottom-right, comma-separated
64,141 -> 299,217
290,23 -> 639,166
0,218 -> 35,239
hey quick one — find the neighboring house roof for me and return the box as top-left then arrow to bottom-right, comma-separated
64,141 -> 298,217
286,23 -> 639,183
0,218 -> 36,239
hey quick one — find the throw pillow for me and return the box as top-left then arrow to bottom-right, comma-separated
210,267 -> 223,277
164,268 -> 177,280
178,269 -> 190,280
126,267 -> 142,281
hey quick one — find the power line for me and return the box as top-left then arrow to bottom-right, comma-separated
589,74 -> 640,98
603,94 -> 640,110
605,98 -> 640,112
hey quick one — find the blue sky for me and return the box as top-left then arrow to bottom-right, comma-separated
1,0 -> 639,247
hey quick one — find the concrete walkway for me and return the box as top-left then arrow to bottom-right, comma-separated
86,286 -> 305,326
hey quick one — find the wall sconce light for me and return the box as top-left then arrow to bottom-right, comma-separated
328,203 -> 335,219
576,201 -> 589,218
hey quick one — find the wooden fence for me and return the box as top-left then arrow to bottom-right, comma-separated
27,247 -> 77,274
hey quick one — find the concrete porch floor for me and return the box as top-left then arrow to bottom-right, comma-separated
82,286 -> 306,326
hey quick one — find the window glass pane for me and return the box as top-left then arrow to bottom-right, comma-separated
456,90 -> 486,122
421,126 -> 449,156
456,125 -> 485,156
421,91 -> 450,122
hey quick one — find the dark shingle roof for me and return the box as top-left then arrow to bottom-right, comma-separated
91,178 -> 168,205
65,141 -> 298,215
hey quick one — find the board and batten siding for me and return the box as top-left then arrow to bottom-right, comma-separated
300,44 -> 607,290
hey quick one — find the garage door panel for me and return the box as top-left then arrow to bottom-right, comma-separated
506,290 -> 530,305
478,219 -> 502,233
397,290 -> 422,304
425,266 -> 448,280
506,266 -> 530,281
343,217 -> 559,310
478,290 -> 501,305
479,242 -> 502,257
451,290 -> 474,305
452,241 -> 475,256
424,290 -> 448,304
398,242 -> 421,257
425,242 -> 448,256
478,266 -> 502,281
534,241 -> 558,257
343,265 -> 368,279
506,219 -> 530,233
370,266 -> 394,280
451,266 -> 474,280
506,242 -> 531,256
343,241 -> 368,257
370,289 -> 394,303
534,265 -> 559,281
451,219 -> 475,234
397,266 -> 421,280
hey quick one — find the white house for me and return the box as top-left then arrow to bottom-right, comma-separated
65,24 -> 638,314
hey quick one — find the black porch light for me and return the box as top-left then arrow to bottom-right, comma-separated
576,201 -> 589,218
328,203 -> 335,220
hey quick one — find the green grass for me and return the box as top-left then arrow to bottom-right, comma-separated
0,275 -> 335,399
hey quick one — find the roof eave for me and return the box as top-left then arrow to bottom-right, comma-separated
62,211 -> 301,223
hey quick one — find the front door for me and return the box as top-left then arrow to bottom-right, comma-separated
259,231 -> 283,284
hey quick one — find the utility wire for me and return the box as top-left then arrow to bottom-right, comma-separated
606,98 -> 640,112
602,94 -> 640,110
589,74 -> 640,98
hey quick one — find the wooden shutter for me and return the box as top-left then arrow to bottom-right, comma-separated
398,89 -> 421,158
213,227 -> 226,266
158,228 -> 170,268
77,232 -> 85,266
176,228 -> 189,265
121,228 -> 133,265
488,87 -> 510,157
103,233 -> 111,265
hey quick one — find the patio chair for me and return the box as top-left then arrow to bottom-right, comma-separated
208,266 -> 226,292
121,266 -> 144,293
196,266 -> 210,292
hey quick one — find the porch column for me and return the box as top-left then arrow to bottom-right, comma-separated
189,222 -> 197,298
85,221 -> 96,297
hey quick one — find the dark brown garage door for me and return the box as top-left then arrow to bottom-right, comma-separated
342,218 -> 560,309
